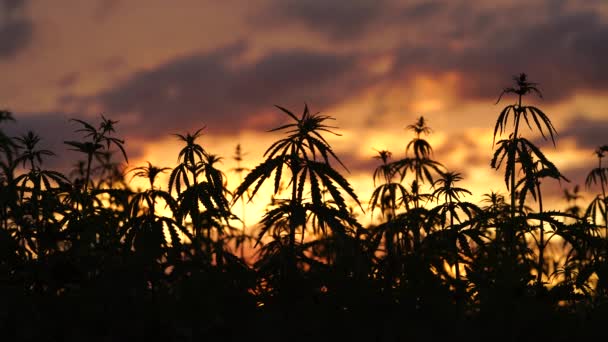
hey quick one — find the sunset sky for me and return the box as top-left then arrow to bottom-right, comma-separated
2,0 -> 608,225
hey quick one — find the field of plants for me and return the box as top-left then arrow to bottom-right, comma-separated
1,74 -> 607,341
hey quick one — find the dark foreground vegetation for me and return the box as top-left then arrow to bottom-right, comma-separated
1,74 -> 608,341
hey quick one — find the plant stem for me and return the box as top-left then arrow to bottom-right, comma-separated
452,212 -> 459,281
511,94 -> 522,219
599,156 -> 608,238
85,151 -> 93,193
508,95 -> 523,257
289,157 -> 298,280
537,180 -> 544,288
191,165 -> 202,241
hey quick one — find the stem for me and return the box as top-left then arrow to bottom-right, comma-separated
452,212 -> 459,281
240,188 -> 246,260
511,95 -> 522,219
150,188 -> 156,218
84,151 -> 93,193
600,156 -> 606,199
191,165 -> 200,239
508,95 -> 522,257
413,178 -> 421,251
28,158 -> 40,224
289,160 -> 298,279
599,156 -> 608,238
537,181 -> 544,288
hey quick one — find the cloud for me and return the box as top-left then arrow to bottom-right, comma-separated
71,42 -> 376,139
256,0 -> 390,41
434,132 -> 491,173
388,1 -> 608,103
260,0 -> 608,103
0,0 -> 33,59
56,72 -> 80,88
555,116 -> 608,150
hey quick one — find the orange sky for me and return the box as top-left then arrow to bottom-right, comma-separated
2,0 -> 608,227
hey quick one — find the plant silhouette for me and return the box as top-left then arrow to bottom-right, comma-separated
1,76 -> 608,341
233,104 -> 361,303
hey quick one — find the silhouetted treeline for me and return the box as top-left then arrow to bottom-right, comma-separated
1,74 -> 608,341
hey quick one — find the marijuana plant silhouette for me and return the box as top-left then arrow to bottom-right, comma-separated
233,104 -> 360,293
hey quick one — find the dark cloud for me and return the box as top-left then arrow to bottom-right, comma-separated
71,42 -> 375,139
259,0 -> 608,103
389,2 -> 608,103
0,0 -> 33,59
398,1 -> 443,20
258,0 -> 390,41
56,72 -> 80,88
554,116 -> 608,150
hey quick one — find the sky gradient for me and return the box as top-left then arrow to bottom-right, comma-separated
2,0 -> 607,224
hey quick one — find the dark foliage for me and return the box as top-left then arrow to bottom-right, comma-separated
2,75 -> 608,341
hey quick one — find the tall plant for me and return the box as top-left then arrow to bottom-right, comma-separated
393,117 -> 444,209
64,115 -> 128,193
233,105 -> 360,283
169,129 -> 231,237
492,74 -> 557,216
585,145 -> 608,236
491,74 -> 559,259
126,162 -> 188,263
429,171 -> 479,282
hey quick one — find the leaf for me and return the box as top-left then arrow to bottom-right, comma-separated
493,105 -> 515,144
274,104 -> 300,122
233,156 -> 283,204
